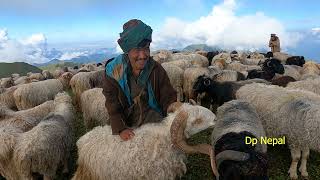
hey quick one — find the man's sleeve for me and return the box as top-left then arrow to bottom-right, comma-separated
102,71 -> 127,134
157,64 -> 177,116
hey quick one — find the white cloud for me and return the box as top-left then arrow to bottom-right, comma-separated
0,29 -> 49,64
59,51 -> 88,60
152,0 -> 303,52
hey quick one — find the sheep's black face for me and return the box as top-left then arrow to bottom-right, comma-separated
264,58 -> 284,74
193,75 -> 212,93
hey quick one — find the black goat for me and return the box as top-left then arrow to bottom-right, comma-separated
285,56 -> 305,67
247,58 -> 284,81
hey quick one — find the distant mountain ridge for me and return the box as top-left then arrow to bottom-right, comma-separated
0,62 -> 42,78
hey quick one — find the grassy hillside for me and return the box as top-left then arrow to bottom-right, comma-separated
0,62 -> 42,78
40,62 -> 81,72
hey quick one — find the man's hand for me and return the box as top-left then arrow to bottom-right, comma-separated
119,129 -> 135,141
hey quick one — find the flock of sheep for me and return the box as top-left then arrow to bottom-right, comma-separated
0,49 -> 320,180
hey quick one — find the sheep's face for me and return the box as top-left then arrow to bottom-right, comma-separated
183,104 -> 216,138
263,58 -> 284,74
193,75 -> 213,94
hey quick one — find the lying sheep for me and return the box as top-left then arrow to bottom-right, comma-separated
13,92 -> 74,180
13,73 -> 71,110
14,76 -> 32,86
183,67 -> 209,102
72,102 -> 216,180
70,70 -> 104,108
80,88 -> 109,130
273,52 -> 291,63
274,65 -> 302,81
212,100 -> 267,180
235,83 -> 320,179
161,63 -> 184,102
11,74 -> 20,81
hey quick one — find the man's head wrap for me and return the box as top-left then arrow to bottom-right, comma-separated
117,19 -> 153,53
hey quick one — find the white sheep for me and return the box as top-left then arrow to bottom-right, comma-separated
300,61 -> 320,80
274,65 -> 302,81
72,102 -> 216,180
42,70 -> 53,79
183,67 -> 209,102
13,92 -> 74,180
273,52 -> 291,63
287,77 -> 320,95
13,74 -> 71,110
212,53 -> 232,65
0,86 -> 18,110
80,88 -> 109,130
11,74 -> 20,81
0,77 -> 14,88
171,53 -> 209,68
14,76 -> 32,86
225,62 -> 261,72
28,73 -> 45,81
70,70 -> 104,108
212,70 -> 245,82
236,83 -> 320,179
161,63 -> 184,102
152,50 -> 173,64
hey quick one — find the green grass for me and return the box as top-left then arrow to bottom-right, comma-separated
3,89 -> 319,180
0,62 -> 42,78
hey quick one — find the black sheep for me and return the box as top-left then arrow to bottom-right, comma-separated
73,66 -> 79,70
285,56 -> 305,67
207,51 -> 220,65
247,58 -> 284,81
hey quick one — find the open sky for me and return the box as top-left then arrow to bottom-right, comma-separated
0,0 -> 319,62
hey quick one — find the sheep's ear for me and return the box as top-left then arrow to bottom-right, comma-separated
189,99 -> 197,105
167,102 -> 183,113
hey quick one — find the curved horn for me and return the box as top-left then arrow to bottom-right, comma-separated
189,99 -> 197,105
170,110 -> 218,176
204,78 -> 211,86
266,60 -> 272,67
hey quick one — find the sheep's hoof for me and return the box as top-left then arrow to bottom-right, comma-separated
301,175 -> 309,180
288,172 -> 298,180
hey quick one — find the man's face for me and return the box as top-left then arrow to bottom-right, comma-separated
128,43 -> 150,71
271,35 -> 276,41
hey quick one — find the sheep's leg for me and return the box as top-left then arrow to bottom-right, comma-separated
44,175 -> 53,180
177,87 -> 183,102
196,94 -> 201,105
299,147 -> 310,179
288,148 -> 301,180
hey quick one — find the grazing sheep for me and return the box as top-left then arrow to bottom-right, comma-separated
247,58 -> 284,80
183,67 -> 209,102
161,63 -> 184,102
287,77 -> 320,95
212,100 -> 267,180
70,70 -> 104,108
42,70 -> 53,79
212,70 -> 246,82
235,83 -> 320,179
80,88 -> 109,130
72,103 -> 216,180
300,61 -> 320,80
0,86 -> 18,110
13,73 -> 71,110
13,92 -> 74,180
286,56 -> 305,67
0,77 -> 14,88
28,73 -> 45,81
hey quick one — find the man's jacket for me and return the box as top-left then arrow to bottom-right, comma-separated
102,54 -> 177,134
